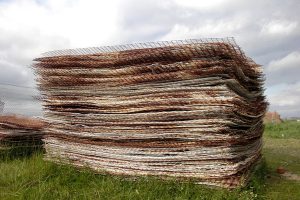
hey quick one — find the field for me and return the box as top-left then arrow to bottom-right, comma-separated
0,121 -> 299,200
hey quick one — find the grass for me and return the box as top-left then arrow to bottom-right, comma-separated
0,153 -> 266,200
0,121 -> 299,200
0,152 -> 267,200
262,138 -> 300,199
264,120 -> 300,139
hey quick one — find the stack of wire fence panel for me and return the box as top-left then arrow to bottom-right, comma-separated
34,38 -> 267,188
0,115 -> 45,156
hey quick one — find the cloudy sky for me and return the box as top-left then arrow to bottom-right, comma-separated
0,0 -> 299,117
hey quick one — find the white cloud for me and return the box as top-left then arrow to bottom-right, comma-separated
261,20 -> 298,35
0,0 -> 120,48
173,0 -> 228,10
267,82 -> 300,117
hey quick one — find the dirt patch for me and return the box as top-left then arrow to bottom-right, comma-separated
281,172 -> 300,181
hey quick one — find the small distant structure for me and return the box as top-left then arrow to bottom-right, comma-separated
264,111 -> 283,124
288,117 -> 300,122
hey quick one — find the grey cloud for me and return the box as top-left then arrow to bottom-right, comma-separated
0,19 -> 69,116
265,51 -> 300,85
0,61 -> 32,86
0,27 -> 70,85
267,82 -> 300,118
116,0 -> 178,42
0,85 -> 42,116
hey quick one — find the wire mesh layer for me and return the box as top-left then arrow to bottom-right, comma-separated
0,115 -> 45,152
34,38 -> 267,188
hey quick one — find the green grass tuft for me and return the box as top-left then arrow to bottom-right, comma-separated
0,152 -> 270,200
264,120 -> 300,139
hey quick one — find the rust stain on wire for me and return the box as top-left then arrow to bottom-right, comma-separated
33,37 -> 267,188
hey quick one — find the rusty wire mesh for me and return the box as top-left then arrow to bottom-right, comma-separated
0,115 -> 45,157
33,37 -> 267,188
